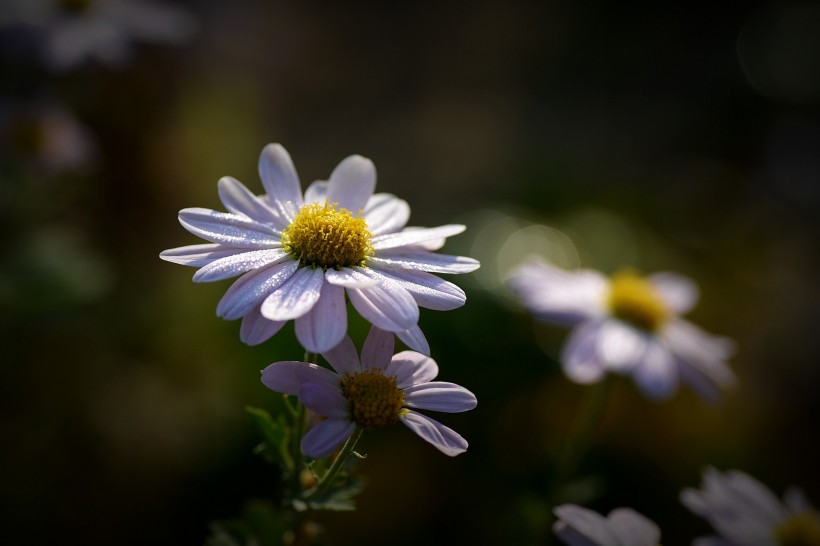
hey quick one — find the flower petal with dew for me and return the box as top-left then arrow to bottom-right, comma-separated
507,257 -> 735,401
552,504 -> 661,546
260,327 -> 477,458
681,467 -> 820,546
160,143 -> 479,354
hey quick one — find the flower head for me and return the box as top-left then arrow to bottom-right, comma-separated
552,504 -> 661,546
681,468 -> 820,546
160,143 -> 479,354
506,258 -> 736,401
261,327 -> 477,457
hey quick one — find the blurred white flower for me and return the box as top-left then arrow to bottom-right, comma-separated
507,258 -> 735,401
552,504 -> 661,546
681,467 -> 820,546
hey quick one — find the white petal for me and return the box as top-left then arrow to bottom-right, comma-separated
370,249 -> 480,274
561,321 -> 607,384
303,180 -> 328,204
261,266 -> 324,321
159,243 -> 238,267
662,320 -> 736,388
321,335 -> 361,376
216,260 -> 300,320
371,224 -> 466,250
553,505 -> 619,546
179,207 -> 281,248
374,268 -> 466,311
240,309 -> 286,346
597,320 -> 648,371
348,274 -> 420,332
361,326 -> 394,371
363,193 -> 410,235
552,522 -> 605,546
399,410 -> 468,456
506,258 -> 608,325
193,248 -> 289,283
404,382 -> 477,413
395,226 -> 446,251
324,267 -> 380,288
396,324 -> 430,356
301,419 -> 355,459
632,341 -> 678,400
260,361 -> 338,396
299,380 -> 347,419
648,272 -> 699,315
386,350 -> 439,389
294,282 -> 348,353
217,176 -> 284,228
258,143 -> 303,222
608,508 -> 661,546
326,154 -> 376,213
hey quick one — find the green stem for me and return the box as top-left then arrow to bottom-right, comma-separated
306,427 -> 364,501
289,351 -> 314,496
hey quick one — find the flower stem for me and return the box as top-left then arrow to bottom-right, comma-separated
289,352 -> 314,496
306,426 -> 364,501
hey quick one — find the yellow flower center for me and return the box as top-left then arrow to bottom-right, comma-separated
339,371 -> 405,430
607,270 -> 668,332
775,512 -> 820,546
281,201 -> 373,269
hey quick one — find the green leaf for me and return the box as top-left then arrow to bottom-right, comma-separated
299,476 -> 366,512
245,405 -> 293,472
205,499 -> 290,546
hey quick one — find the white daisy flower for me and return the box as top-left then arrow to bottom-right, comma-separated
681,467 -> 820,546
552,504 -> 661,546
506,257 -> 735,401
160,143 -> 479,354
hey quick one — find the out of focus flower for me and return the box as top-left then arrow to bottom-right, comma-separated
261,327 -> 477,457
506,258 -> 735,401
161,143 -> 478,354
681,467 -> 820,546
552,504 -> 661,546
0,0 -> 195,71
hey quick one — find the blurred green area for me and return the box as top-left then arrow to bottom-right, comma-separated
2,1 -> 819,545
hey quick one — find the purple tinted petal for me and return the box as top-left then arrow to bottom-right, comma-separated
386,350 -> 439,389
159,243 -> 238,267
240,309 -> 286,346
216,260 -> 299,320
326,155 -> 376,213
178,207 -> 282,247
294,281 -> 347,353
303,180 -> 328,204
648,272 -> 699,315
553,505 -> 619,546
299,380 -> 347,418
260,266 -> 324,321
662,319 -> 736,389
347,274 -> 420,332
217,176 -> 283,227
363,193 -> 410,235
607,508 -> 661,546
399,410 -> 468,456
260,361 -> 339,396
193,248 -> 288,283
258,143 -> 303,222
597,320 -> 648,372
301,419 -> 356,459
371,224 -> 466,250
404,382 -> 477,413
560,322 -> 606,384
632,341 -> 678,400
324,267 -> 380,288
321,335 -> 361,376
373,268 -> 466,311
396,324 -> 430,356
360,326 -> 394,371
371,249 -> 480,274
552,521 -> 602,546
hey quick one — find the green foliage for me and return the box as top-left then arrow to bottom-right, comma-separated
205,499 -> 290,546
245,405 -> 293,473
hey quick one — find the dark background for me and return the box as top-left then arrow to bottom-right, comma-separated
2,1 -> 820,544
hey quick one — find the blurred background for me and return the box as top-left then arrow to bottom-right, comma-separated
2,0 -> 819,544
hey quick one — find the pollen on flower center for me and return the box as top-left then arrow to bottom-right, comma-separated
775,512 -> 820,546
607,270 -> 668,332
339,370 -> 404,430
281,201 -> 373,269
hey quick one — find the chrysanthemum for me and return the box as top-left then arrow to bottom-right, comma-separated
160,143 -> 478,354
552,504 -> 661,546
681,468 -> 820,546
506,258 -> 736,400
261,327 -> 476,457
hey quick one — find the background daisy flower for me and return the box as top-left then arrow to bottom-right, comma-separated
261,327 -> 477,457
506,257 -> 736,401
681,468 -> 820,546
552,504 -> 661,546
160,143 -> 479,354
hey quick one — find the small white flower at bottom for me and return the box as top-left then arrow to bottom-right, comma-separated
552,504 -> 661,546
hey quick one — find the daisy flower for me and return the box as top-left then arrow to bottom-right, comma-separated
260,327 -> 476,457
160,143 -> 478,354
506,257 -> 736,401
681,468 -> 820,546
552,504 -> 661,546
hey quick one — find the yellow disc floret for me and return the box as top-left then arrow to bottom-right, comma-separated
339,371 -> 405,430
281,201 -> 373,269
775,512 -> 820,546
607,270 -> 668,332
